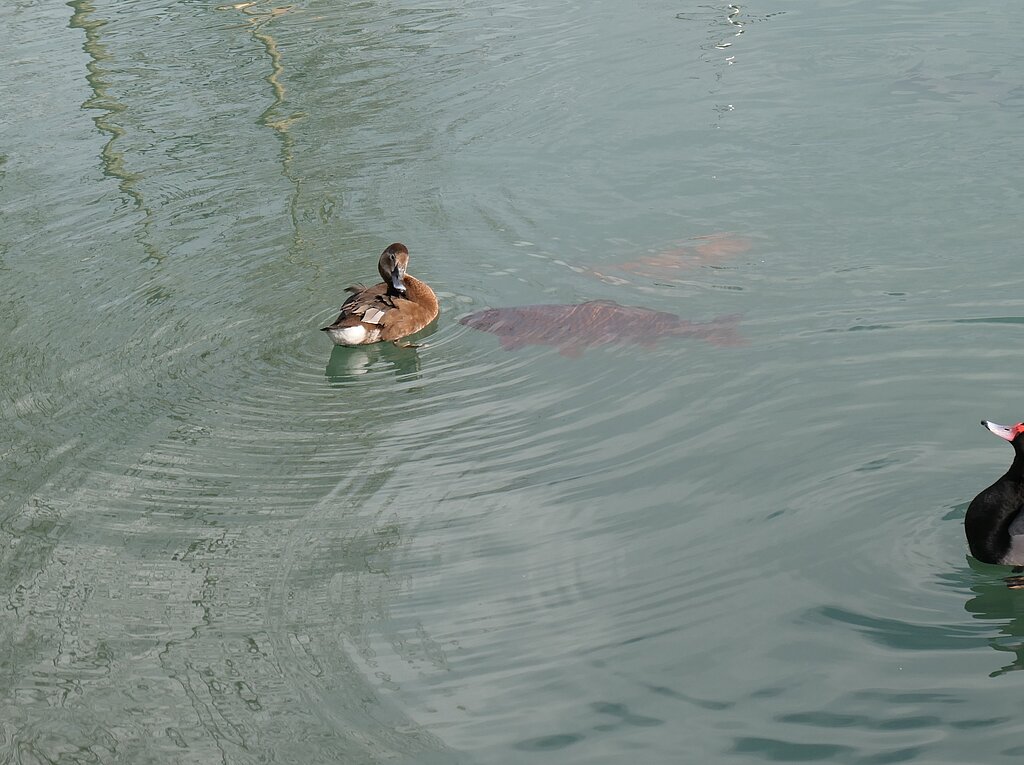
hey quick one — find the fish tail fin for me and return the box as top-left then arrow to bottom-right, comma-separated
698,313 -> 747,347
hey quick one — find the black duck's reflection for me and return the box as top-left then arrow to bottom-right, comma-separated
962,556 -> 1024,677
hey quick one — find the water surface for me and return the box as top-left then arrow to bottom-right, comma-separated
4,0 -> 1024,763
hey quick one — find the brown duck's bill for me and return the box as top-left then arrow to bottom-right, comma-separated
390,266 -> 407,293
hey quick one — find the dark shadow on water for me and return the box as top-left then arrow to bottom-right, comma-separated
807,555 -> 1024,677
731,737 -> 855,761
324,342 -> 423,384
962,556 -> 1024,677
512,700 -> 663,753
807,602 -> 986,651
514,732 -> 585,752
951,316 -> 1024,326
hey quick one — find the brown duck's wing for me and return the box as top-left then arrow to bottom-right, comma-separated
378,297 -> 440,341
323,285 -> 396,330
339,282 -> 376,310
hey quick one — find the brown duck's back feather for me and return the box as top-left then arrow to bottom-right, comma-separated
322,275 -> 438,344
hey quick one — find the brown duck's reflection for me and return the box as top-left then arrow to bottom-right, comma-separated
460,300 -> 744,357
324,341 -> 422,383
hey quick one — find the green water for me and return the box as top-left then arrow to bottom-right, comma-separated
4,0 -> 1024,762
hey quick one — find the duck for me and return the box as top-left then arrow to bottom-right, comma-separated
321,243 -> 439,346
965,420 -> 1024,574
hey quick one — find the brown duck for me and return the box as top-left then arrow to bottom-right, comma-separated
321,243 -> 439,346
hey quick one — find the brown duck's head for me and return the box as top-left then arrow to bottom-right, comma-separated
378,243 -> 410,294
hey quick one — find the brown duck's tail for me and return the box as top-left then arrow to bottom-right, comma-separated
677,313 -> 746,347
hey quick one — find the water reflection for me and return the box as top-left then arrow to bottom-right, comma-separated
811,556 -> 1024,679
69,0 -> 163,265
324,342 -> 423,383
963,557 -> 1024,677
218,2 -> 311,273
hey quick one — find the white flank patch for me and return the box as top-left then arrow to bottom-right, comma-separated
326,325 -> 368,346
1003,534 -> 1024,566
